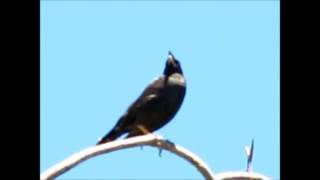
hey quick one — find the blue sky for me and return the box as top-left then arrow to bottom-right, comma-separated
41,1 -> 279,179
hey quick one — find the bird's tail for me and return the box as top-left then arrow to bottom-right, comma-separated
96,128 -> 123,145
96,116 -> 127,145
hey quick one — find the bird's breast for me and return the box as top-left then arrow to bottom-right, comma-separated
167,73 -> 186,87
128,73 -> 186,132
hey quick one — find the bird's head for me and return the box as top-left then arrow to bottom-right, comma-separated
164,51 -> 183,76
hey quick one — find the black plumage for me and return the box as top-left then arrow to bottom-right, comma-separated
96,51 -> 186,145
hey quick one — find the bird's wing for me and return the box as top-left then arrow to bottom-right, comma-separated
113,76 -> 165,129
128,76 -> 165,112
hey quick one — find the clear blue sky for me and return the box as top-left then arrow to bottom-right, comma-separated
41,1 -> 279,179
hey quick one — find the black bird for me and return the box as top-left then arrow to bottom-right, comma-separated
96,51 -> 186,145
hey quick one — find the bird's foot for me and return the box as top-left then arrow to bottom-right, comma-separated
151,133 -> 163,140
164,139 -> 175,147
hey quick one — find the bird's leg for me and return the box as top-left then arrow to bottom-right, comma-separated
135,125 -> 167,157
138,125 -> 165,157
134,125 -> 151,150
136,125 -> 163,139
136,125 -> 151,134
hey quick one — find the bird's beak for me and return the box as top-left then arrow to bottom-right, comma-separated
168,52 -> 175,64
